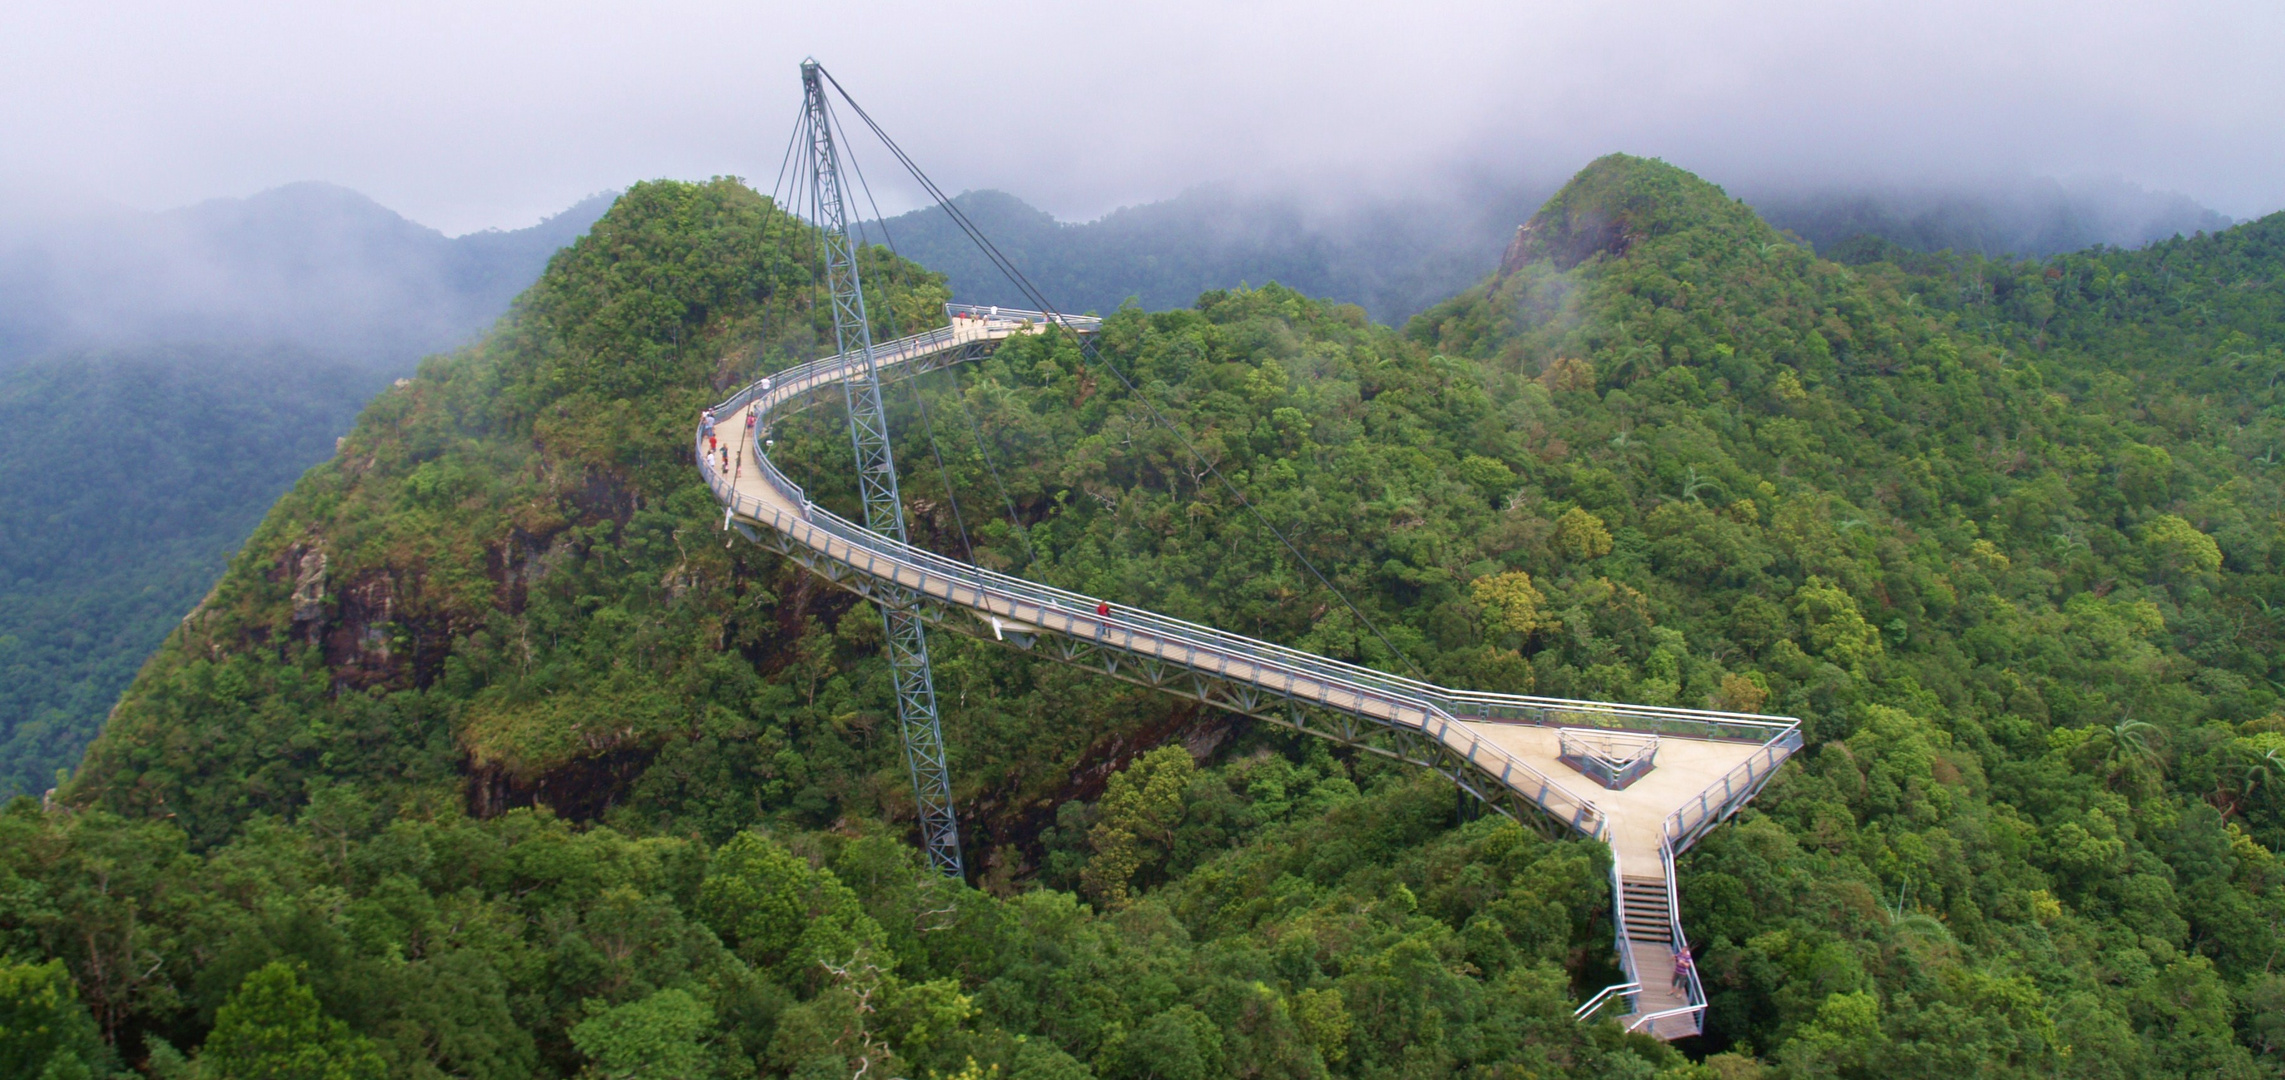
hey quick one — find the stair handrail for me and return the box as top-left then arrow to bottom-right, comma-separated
1606,843 -> 1640,1010
1655,835 -> 1708,1036
1574,981 -> 1641,1022
1624,1003 -> 1704,1036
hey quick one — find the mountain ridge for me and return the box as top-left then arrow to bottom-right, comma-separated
0,182 -> 616,367
6,157 -> 2284,1077
0,185 -> 616,799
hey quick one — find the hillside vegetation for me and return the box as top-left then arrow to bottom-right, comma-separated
0,189 -> 614,799
0,350 -> 387,798
3,159 -> 2282,1079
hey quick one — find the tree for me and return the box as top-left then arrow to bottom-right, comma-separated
199,962 -> 383,1080
1104,1006 -> 1221,1080
1793,578 -> 1882,671
1551,507 -> 1613,561
698,831 -> 887,986
0,959 -> 110,1080
2103,717 -> 2163,789
568,988 -> 719,1080
1081,746 -> 1196,906
1470,571 -> 1548,640
2141,514 -> 2222,582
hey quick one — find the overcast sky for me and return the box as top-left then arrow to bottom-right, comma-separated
3,0 -> 2280,235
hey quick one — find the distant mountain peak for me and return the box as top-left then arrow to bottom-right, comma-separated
1502,154 -> 1767,273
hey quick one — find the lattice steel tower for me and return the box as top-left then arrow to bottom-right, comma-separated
799,59 -> 963,876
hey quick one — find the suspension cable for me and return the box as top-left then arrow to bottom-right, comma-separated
814,64 -> 1427,679
937,367 -> 1038,568
827,98 -> 1041,568
838,117 -> 1042,568
828,101 -> 983,568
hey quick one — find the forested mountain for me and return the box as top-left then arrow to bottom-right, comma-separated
874,179 -> 2230,327
0,175 -> 2226,801
0,188 -> 613,799
0,350 -> 386,799
0,183 -> 615,367
1751,176 -> 2233,267
4,158 -> 2283,1079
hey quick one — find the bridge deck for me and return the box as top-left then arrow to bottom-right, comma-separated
1465,723 -> 1763,868
702,307 -> 1797,1039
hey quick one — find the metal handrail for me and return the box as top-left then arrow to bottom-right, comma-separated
1560,728 -> 1660,789
700,312 -> 1804,843
1625,1003 -> 1705,1035
1656,836 -> 1708,1035
1575,981 -> 1641,1022
945,302 -> 1103,329
1608,846 -> 1638,989
1660,725 -> 1804,854
711,324 -> 1800,747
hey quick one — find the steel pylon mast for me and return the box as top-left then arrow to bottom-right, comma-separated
800,59 -> 963,877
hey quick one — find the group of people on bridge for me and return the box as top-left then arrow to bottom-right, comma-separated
699,388 -> 770,486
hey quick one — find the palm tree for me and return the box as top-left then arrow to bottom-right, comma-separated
2212,745 -> 2284,819
1678,465 -> 1723,505
2240,746 -> 2285,803
2103,718 -> 2162,788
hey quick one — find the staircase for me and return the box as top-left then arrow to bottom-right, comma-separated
1617,874 -> 1701,1039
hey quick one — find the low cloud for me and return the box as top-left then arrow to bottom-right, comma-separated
1,1 -> 2278,234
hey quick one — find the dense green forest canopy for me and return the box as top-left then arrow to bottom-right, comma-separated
0,350 -> 387,799
0,189 -> 615,802
4,158 -> 2283,1079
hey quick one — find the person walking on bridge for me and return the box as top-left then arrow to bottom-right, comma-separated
1671,947 -> 1694,993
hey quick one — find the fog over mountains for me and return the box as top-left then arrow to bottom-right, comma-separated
0,184 -> 613,797
0,168 -> 2213,365
872,175 -> 2236,325
0,182 -> 616,367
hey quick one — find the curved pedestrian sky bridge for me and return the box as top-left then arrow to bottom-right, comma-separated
700,304 -> 1802,1039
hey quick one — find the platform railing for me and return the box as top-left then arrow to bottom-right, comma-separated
1574,980 -> 1641,1023
1559,728 -> 1660,790
1660,725 -> 1804,854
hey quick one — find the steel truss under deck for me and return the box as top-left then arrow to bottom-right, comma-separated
733,473 -> 1584,841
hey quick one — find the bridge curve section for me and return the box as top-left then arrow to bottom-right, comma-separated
700,304 -> 1803,1038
